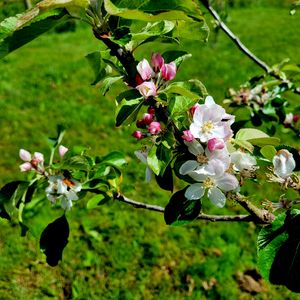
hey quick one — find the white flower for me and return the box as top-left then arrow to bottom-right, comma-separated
135,148 -> 152,182
273,150 -> 296,179
46,176 -> 81,210
58,145 -> 68,158
185,160 -> 239,208
189,96 -> 234,143
179,140 -> 230,176
230,150 -> 257,171
284,113 -> 293,125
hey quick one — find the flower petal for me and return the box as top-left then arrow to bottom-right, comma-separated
19,149 -> 31,162
185,183 -> 205,200
207,187 -> 226,208
215,173 -> 239,192
179,160 -> 199,175
186,140 -> 204,156
19,162 -> 32,172
33,152 -> 44,163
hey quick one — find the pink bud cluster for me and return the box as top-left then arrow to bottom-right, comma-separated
132,107 -> 162,139
135,53 -> 177,99
19,149 -> 45,173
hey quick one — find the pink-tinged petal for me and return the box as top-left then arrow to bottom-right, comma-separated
142,113 -> 154,125
190,103 -> 200,116
148,121 -> 161,135
207,187 -> 226,208
132,131 -> 144,139
179,160 -> 199,175
137,59 -> 153,80
19,162 -> 32,172
207,138 -> 225,151
182,130 -> 194,142
33,152 -> 44,163
185,183 -> 205,200
19,149 -> 31,162
59,145 -> 68,158
136,81 -> 157,98
273,149 -> 296,178
151,53 -> 164,72
215,173 -> 239,192
161,62 -> 176,81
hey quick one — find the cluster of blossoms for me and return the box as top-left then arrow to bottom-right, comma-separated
132,53 -> 177,139
284,112 -> 299,127
19,145 -> 82,210
132,107 -> 161,139
180,96 -> 258,208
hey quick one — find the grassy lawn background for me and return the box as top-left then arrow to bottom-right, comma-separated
0,2 -> 300,299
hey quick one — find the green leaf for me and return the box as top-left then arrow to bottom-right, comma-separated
260,145 -> 277,161
147,144 -> 172,176
174,19 -> 209,42
40,214 -> 69,267
99,76 -> 123,95
115,92 -> 144,126
63,155 -> 91,171
248,137 -> 280,147
101,151 -> 127,168
155,164 -> 173,192
162,50 -> 192,67
236,128 -> 269,140
258,210 -> 300,292
0,9 -> 69,59
168,95 -> 196,118
164,188 -> 201,226
85,51 -> 107,85
87,194 -> 110,209
104,0 -> 195,22
164,80 -> 207,101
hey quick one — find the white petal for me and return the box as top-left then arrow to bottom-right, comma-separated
204,96 -> 215,106
185,184 -> 205,200
187,140 -> 204,156
179,160 -> 199,175
145,167 -> 152,182
67,191 -> 79,201
59,145 -> 68,158
19,162 -> 32,172
57,180 -> 68,194
61,197 -> 72,210
215,173 -> 239,192
33,152 -> 44,163
134,150 -> 147,164
208,187 -> 226,208
19,149 -> 31,162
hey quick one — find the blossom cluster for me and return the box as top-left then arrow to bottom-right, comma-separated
180,96 -> 257,207
19,145 -> 82,210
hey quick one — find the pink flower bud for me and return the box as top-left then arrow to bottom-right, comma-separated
19,149 -> 31,162
59,145 -> 68,158
136,119 -> 145,128
207,138 -> 225,151
148,122 -> 161,135
20,162 -> 32,172
293,114 -> 299,123
137,59 -> 153,81
189,103 -> 200,116
136,81 -> 157,99
148,107 -> 155,115
142,113 -> 154,125
132,131 -> 143,139
161,62 -> 176,81
151,53 -> 164,72
33,152 -> 44,163
182,130 -> 194,142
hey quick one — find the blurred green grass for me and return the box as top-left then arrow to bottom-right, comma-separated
0,4 -> 300,300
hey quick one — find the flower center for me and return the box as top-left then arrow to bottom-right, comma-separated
202,121 -> 214,134
197,154 -> 208,164
203,177 -> 215,189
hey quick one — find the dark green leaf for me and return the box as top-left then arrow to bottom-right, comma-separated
48,124 -> 65,148
40,214 -> 69,267
258,210 -> 300,292
164,187 -> 201,225
87,194 -> 110,209
168,95 -> 197,118
155,164 -> 173,192
162,50 -> 191,67
147,144 -> 172,176
101,151 -> 127,168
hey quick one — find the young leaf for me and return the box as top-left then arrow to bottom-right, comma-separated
162,50 -> 192,67
168,95 -> 198,118
147,144 -> 172,176
164,188 -> 201,226
87,194 -> 110,209
258,210 -> 300,293
85,51 -> 107,85
101,151 -> 127,168
99,76 -> 124,95
40,214 -> 69,267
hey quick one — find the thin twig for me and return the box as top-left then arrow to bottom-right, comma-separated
115,193 -> 267,223
200,1 -> 272,74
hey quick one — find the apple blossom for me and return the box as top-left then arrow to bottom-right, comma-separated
185,159 -> 239,207
148,121 -> 161,135
182,130 -> 195,142
161,62 -> 176,81
189,96 -> 234,143
207,138 -> 225,151
19,149 -> 44,173
273,149 -> 296,179
132,131 -> 144,139
46,176 -> 82,210
136,81 -> 157,98
137,59 -> 153,81
230,150 -> 257,171
151,53 -> 164,72
59,145 -> 68,158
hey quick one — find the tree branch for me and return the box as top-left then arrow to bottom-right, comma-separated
200,1 -> 272,74
115,193 -> 271,223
